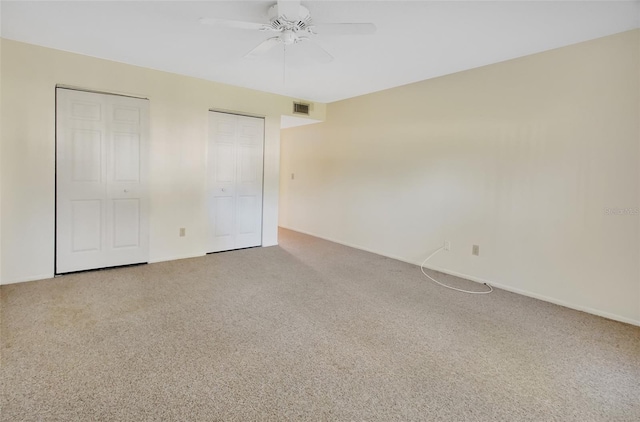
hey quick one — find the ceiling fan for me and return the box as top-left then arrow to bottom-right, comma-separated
200,0 -> 377,63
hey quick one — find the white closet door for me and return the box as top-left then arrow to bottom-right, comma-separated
207,111 -> 264,252
56,88 -> 149,274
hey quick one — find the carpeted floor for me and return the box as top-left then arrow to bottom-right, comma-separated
1,228 -> 639,421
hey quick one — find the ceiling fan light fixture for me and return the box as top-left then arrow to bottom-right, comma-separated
281,29 -> 298,45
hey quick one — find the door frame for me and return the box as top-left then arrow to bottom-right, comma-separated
207,109 -> 267,251
54,86 -> 150,275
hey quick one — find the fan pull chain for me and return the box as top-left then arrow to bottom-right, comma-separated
283,44 -> 287,86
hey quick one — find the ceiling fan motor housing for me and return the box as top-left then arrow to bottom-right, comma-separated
267,4 -> 313,37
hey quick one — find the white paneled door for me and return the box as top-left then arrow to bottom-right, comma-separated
56,88 -> 149,274
207,112 -> 264,252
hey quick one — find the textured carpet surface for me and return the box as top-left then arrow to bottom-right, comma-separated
1,228 -> 639,421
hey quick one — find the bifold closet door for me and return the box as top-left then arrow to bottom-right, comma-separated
56,88 -> 149,274
207,112 -> 264,253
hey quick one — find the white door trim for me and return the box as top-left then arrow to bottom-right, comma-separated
207,111 -> 265,253
55,87 -> 150,274
56,84 -> 149,100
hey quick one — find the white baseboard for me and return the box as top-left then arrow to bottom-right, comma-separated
279,225 -> 640,327
1,273 -> 55,285
0,247 -> 271,285
279,225 -> 418,265
423,263 -> 640,327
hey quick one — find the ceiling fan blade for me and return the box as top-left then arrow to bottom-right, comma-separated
297,39 -> 334,63
245,37 -> 282,59
310,23 -> 377,36
277,0 -> 301,21
199,17 -> 267,31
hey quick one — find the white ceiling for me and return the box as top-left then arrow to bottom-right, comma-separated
1,1 -> 639,103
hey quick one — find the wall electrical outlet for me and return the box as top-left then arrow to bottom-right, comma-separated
179,228 -> 186,237
444,241 -> 451,251
472,245 -> 480,256
291,173 -> 295,180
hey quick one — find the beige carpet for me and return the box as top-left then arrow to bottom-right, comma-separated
1,228 -> 639,421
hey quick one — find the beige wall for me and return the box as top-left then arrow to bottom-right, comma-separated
280,30 -> 640,325
0,38 -> 326,285
0,38 -> 3,285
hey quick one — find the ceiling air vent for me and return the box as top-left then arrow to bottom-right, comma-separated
293,102 -> 310,115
